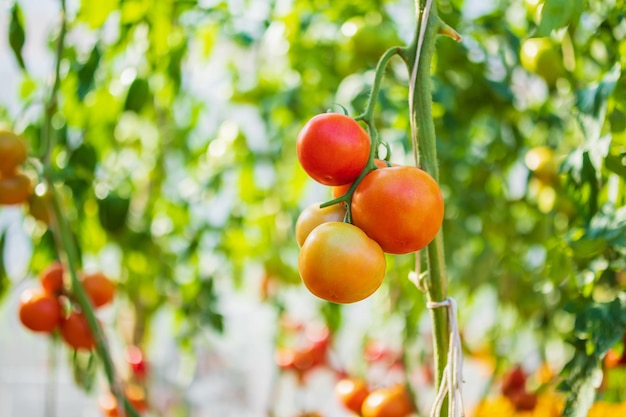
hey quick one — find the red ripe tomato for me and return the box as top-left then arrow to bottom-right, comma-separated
297,113 -> 370,186
295,202 -> 347,247
40,261 -> 65,295
501,365 -> 527,397
298,222 -> 386,304
351,166 -> 444,254
0,130 -> 28,176
361,385 -> 413,417
332,159 -> 392,200
335,377 -> 370,414
126,345 -> 149,380
18,288 -> 63,333
0,172 -> 32,205
80,271 -> 115,308
60,311 -> 96,350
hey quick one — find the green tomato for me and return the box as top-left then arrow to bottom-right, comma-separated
520,38 -> 564,85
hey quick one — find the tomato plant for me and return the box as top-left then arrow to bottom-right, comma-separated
298,221 -> 386,304
351,166 -> 444,254
60,311 -> 96,351
297,113 -> 371,186
0,130 -> 27,176
295,201 -> 347,247
18,287 -> 63,333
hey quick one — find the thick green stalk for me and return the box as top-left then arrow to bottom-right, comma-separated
405,1 -> 450,414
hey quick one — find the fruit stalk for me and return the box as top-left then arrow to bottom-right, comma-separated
405,0 -> 451,414
41,1 -> 140,416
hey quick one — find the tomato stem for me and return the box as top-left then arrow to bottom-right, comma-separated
41,2 -> 140,417
403,1 -> 451,415
321,47 -> 403,221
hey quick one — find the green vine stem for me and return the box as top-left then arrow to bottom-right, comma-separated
40,1 -> 140,416
320,46 -> 402,220
402,0 -> 451,415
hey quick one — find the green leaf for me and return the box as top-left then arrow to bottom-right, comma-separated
97,193 -> 131,233
77,45 -> 101,100
605,153 -> 626,179
573,299 -> 626,355
536,0 -> 584,36
124,78 -> 151,112
9,2 -> 27,71
558,352 -> 601,417
574,64 -> 622,171
78,0 -> 119,29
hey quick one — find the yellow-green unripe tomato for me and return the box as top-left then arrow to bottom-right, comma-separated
520,38 -> 564,85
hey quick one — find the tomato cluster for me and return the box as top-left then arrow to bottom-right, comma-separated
334,378 -> 414,417
0,130 -> 32,206
296,113 -> 444,303
18,261 -> 116,351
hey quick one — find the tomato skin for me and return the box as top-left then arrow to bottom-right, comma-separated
361,385 -> 413,417
18,288 -> 63,333
335,377 -> 370,414
297,113 -> 370,186
60,312 -> 96,350
0,130 -> 28,176
81,271 -> 115,308
0,172 -> 32,205
351,166 -> 444,254
295,202 -> 347,247
298,222 -> 386,304
40,261 -> 65,295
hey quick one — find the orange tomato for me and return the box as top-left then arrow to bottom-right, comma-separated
298,222 -> 386,304
0,130 -> 28,176
0,172 -> 32,205
351,166 -> 444,254
361,385 -> 413,417
295,202 -> 347,247
60,311 -> 96,350
81,271 -> 116,308
40,261 -> 65,295
18,288 -> 63,333
297,113 -> 370,186
335,377 -> 370,414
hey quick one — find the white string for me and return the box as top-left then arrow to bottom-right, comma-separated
426,297 -> 465,417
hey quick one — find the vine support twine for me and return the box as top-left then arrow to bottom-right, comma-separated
426,297 -> 466,417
